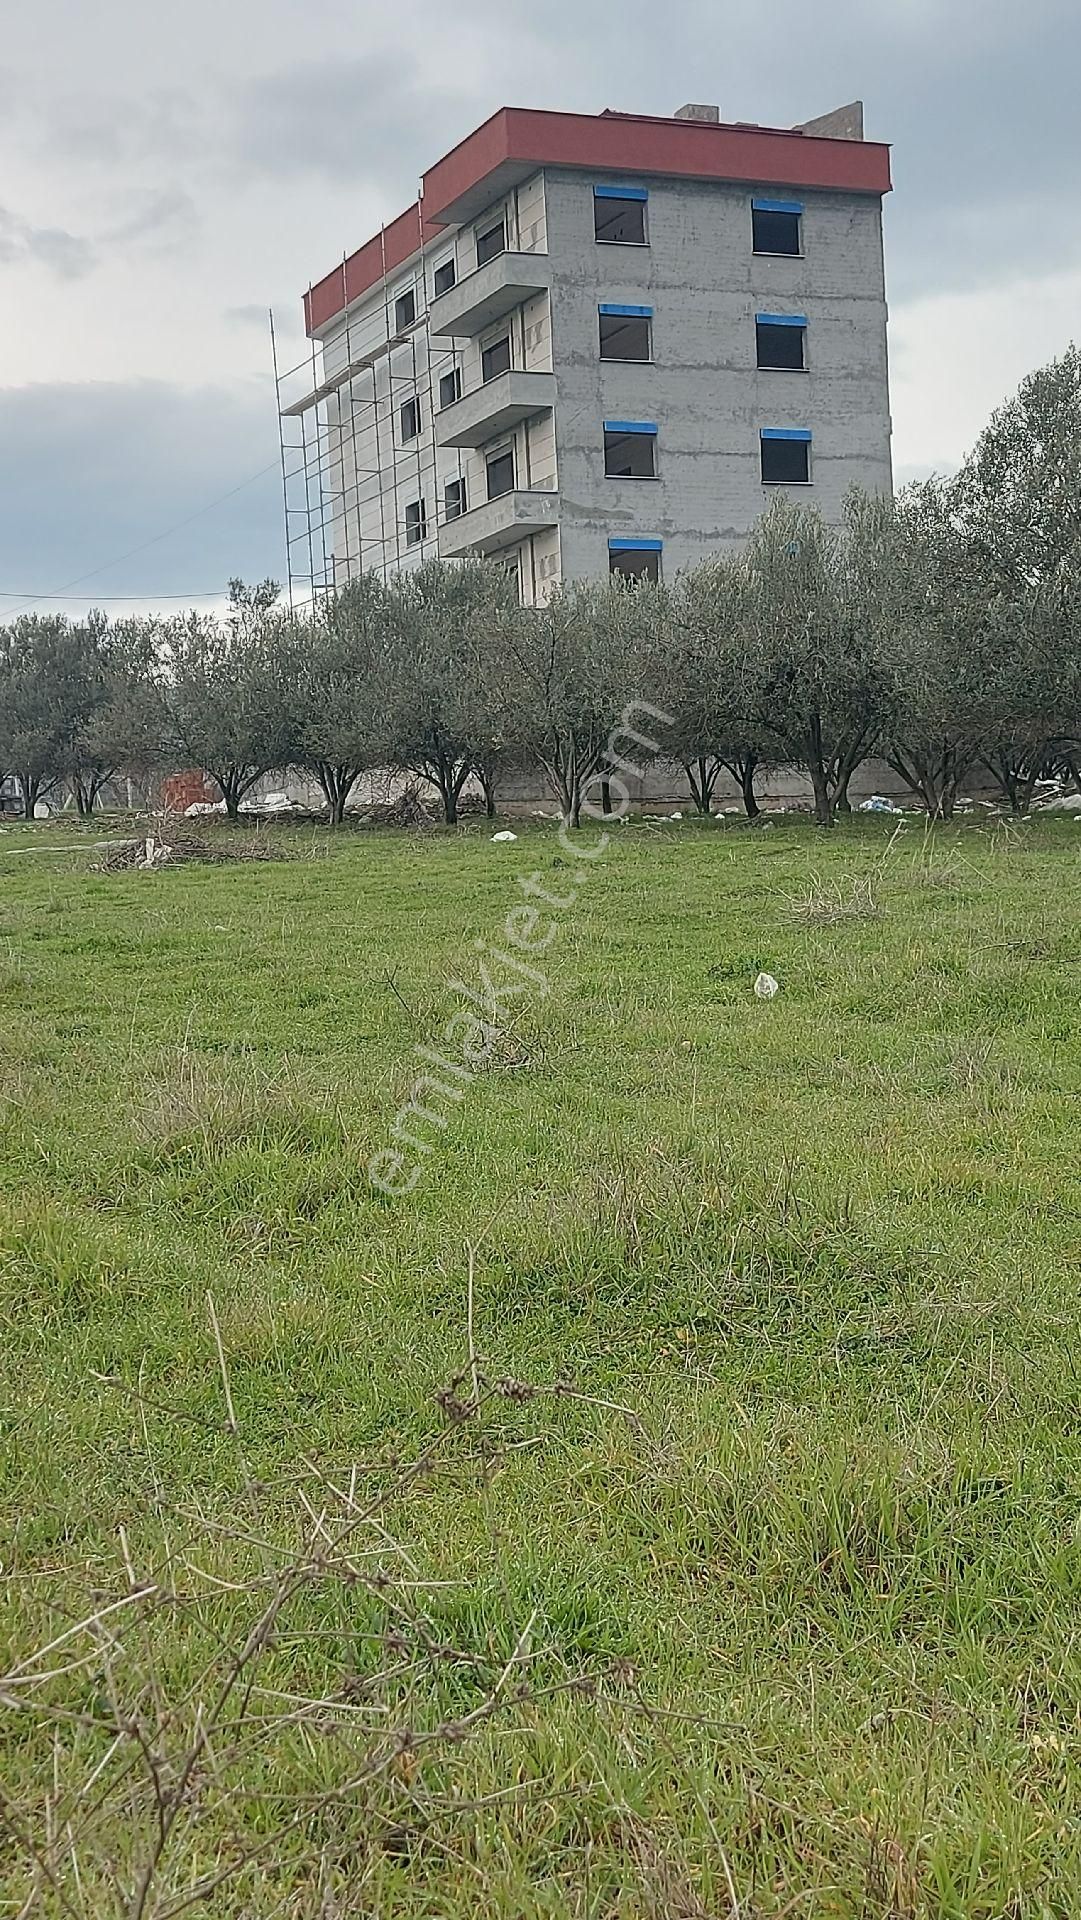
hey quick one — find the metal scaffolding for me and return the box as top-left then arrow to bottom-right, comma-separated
270,197 -> 460,607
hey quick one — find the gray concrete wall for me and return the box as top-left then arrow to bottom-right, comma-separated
493,755 -> 913,814
542,168 -> 892,582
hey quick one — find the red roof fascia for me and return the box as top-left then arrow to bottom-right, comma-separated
304,105 -> 891,336
304,200 -> 434,335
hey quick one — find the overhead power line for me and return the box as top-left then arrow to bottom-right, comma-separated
1,459 -> 282,618
0,589 -> 229,602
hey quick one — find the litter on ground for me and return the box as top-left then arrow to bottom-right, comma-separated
1034,790 -> 1081,812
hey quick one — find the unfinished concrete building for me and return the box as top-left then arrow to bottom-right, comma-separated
277,99 -> 892,603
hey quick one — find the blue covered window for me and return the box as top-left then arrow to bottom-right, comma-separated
604,420 -> 657,479
760,428 -> 812,484
752,198 -> 803,256
756,313 -> 807,369
609,537 -> 662,582
594,185 -> 648,245
599,303 -> 653,361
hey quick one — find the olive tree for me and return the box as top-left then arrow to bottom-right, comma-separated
660,558 -> 772,817
741,496 -> 886,827
0,615 -> 87,818
386,560 -> 517,825
496,578 -> 662,827
65,615 -> 163,816
955,344 -> 1081,808
290,576 -> 396,824
845,483 -> 992,817
162,593 -> 293,819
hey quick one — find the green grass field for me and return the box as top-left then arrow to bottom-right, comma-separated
2,813 -> 1080,1917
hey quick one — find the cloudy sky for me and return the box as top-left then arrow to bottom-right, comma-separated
0,0 -> 1075,613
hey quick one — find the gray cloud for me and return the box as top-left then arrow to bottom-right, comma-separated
230,53 -> 473,189
35,51 -> 470,198
0,206 -> 96,279
225,303 -> 273,328
101,185 -> 199,251
225,303 -> 304,345
0,382 -> 283,604
0,185 -> 198,288
47,87 -> 203,169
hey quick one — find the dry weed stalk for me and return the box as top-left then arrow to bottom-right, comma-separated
0,1293 -> 658,1918
786,871 -> 881,926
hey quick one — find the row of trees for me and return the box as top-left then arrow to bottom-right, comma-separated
2,347 -> 1080,828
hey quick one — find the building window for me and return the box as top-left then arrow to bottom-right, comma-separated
604,420 -> 658,479
609,539 -> 662,583
594,185 -> 648,246
761,429 -> 812,485
599,305 -> 652,361
433,257 -> 456,298
486,446 -> 515,500
481,334 -> 512,383
399,396 -> 421,442
405,498 -> 427,545
444,477 -> 467,521
475,219 -> 506,268
752,199 -> 803,256
756,315 -> 807,370
394,287 -> 417,331
438,367 -> 462,410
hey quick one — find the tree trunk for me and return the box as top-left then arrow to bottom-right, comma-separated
833,757 -> 856,815
1018,762 -> 1042,816
431,759 -> 471,826
931,745 -> 964,819
20,775 -> 40,821
981,754 -> 1020,813
73,771 -> 106,818
808,761 -> 833,828
683,758 -> 715,816
561,767 -> 583,829
479,769 -> 497,817
546,743 -> 591,829
218,773 -> 242,820
738,755 -> 759,819
315,764 -> 358,826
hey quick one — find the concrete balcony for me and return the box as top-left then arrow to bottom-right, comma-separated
438,489 -> 560,559
434,370 -> 555,451
428,252 -> 552,337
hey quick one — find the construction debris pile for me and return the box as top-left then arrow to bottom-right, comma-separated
92,825 -> 276,874
358,784 -> 439,830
